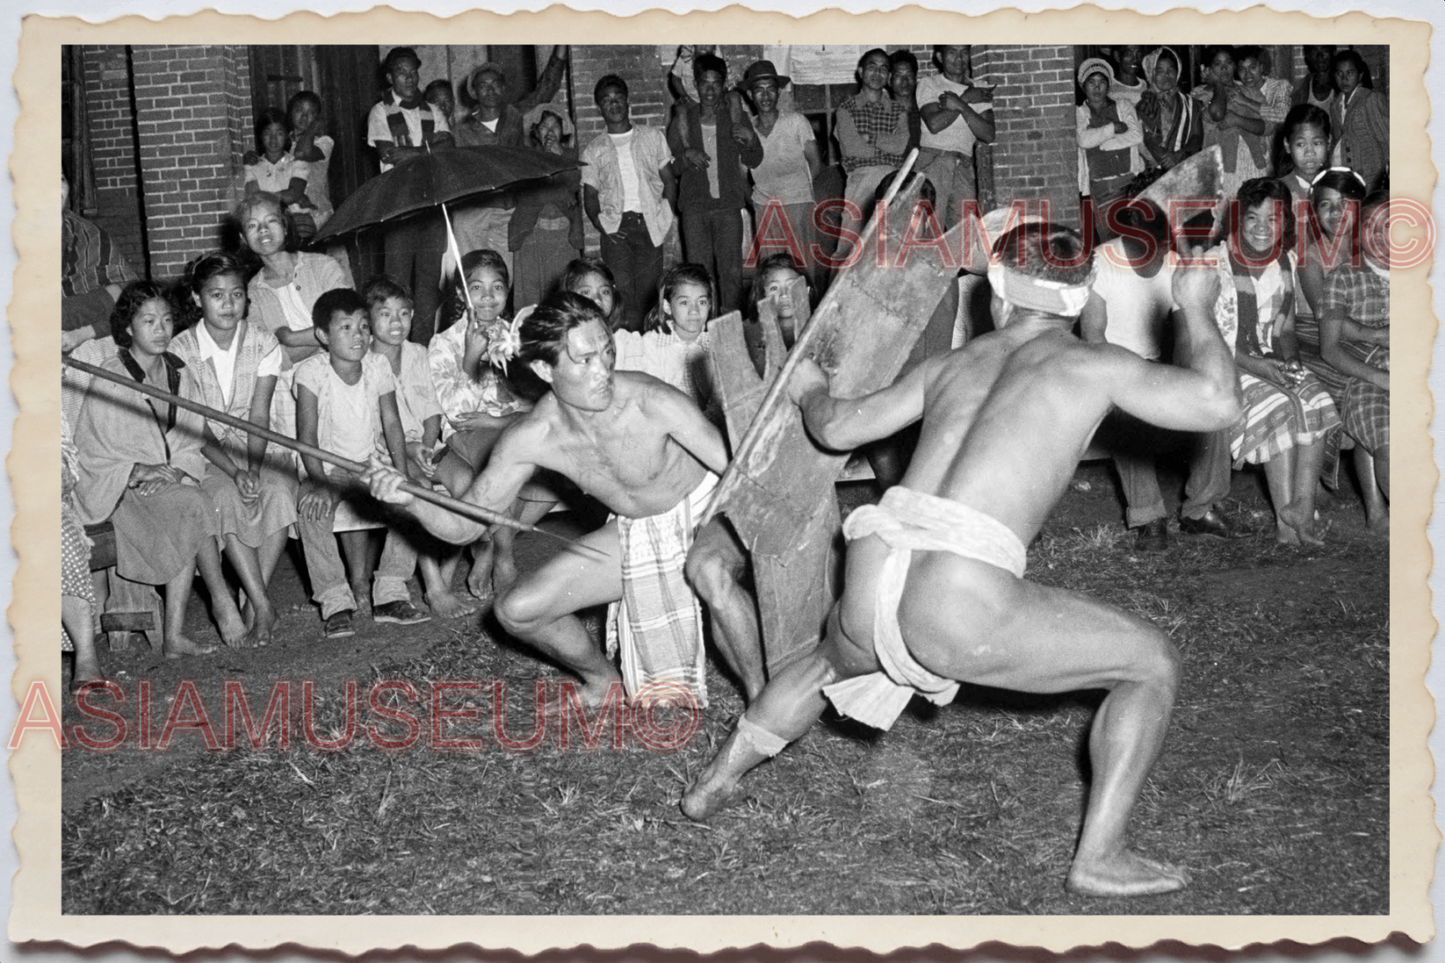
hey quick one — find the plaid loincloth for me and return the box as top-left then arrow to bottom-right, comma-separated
605,472 -> 718,708
822,486 -> 1028,731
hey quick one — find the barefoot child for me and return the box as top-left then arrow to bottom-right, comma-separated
74,282 -> 247,656
170,252 -> 295,646
295,288 -> 430,638
365,276 -> 477,619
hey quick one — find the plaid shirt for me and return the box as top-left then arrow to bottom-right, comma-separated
1322,263 -> 1389,368
838,94 -> 906,173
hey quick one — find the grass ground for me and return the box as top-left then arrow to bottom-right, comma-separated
60,461 -> 1389,915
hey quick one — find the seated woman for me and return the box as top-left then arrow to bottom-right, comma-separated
243,108 -> 320,241
1217,178 -> 1342,547
169,252 -> 297,645
428,249 -> 548,600
73,282 -> 249,655
509,105 -> 584,311
285,91 -> 335,237
1295,166 -> 1367,357
1318,190 -> 1390,531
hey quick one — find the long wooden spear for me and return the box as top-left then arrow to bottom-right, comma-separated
62,355 -> 607,559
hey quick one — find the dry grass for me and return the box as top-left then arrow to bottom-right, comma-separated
62,469 -> 1390,916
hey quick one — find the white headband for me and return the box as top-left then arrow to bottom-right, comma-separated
986,261 -> 1094,317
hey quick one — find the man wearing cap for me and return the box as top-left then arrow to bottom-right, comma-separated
742,59 -> 823,286
451,46 -> 571,278
916,45 -> 995,230
667,52 -> 762,313
682,222 -> 1242,898
367,46 -> 456,344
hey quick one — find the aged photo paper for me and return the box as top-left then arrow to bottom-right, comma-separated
8,2 -> 1436,956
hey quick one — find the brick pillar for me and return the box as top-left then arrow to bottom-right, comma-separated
130,45 -> 254,281
80,45 -> 145,274
973,45 -> 1078,231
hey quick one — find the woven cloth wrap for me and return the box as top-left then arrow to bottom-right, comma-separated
605,472 -> 719,708
823,486 -> 1028,731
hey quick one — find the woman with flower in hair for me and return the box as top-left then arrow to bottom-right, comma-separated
427,249 -> 548,602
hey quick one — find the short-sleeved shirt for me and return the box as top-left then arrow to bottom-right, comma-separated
384,342 -> 445,443
752,112 -> 816,208
916,74 -> 994,158
367,97 -> 451,172
1089,238 -> 1175,361
581,124 -> 675,246
293,352 -> 396,468
245,153 -> 310,197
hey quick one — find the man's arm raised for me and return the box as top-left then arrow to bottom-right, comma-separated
363,424 -> 540,545
788,356 -> 928,452
1108,257 -> 1241,433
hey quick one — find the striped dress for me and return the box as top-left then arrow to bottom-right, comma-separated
1224,250 -> 1342,467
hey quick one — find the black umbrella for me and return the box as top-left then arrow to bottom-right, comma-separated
313,144 -> 582,242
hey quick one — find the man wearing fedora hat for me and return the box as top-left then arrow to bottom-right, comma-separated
742,59 -> 823,286
449,46 -> 571,283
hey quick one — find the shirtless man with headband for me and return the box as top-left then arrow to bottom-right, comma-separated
681,222 -> 1241,898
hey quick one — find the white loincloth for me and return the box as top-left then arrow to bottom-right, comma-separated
823,486 -> 1028,731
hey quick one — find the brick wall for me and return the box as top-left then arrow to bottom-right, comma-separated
80,46 -> 145,274
973,44 -> 1077,229
129,45 -> 254,281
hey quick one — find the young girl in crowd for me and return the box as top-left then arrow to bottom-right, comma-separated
365,276 -> 478,618
286,91 -> 335,236
559,257 -> 624,331
1318,190 -> 1390,530
1275,104 -> 1332,199
1328,50 -> 1389,191
1220,178 -> 1342,547
1296,166 -> 1368,353
1193,45 -> 1268,199
74,282 -> 249,654
243,108 -> 320,239
429,249 -> 544,602
750,252 -> 811,347
617,263 -> 718,419
295,288 -> 426,637
169,252 -> 296,646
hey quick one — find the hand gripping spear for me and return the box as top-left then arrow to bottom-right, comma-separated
62,355 -> 607,560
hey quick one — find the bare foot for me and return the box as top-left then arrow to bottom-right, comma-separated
1277,502 -> 1325,547
468,542 -> 496,601
1067,849 -> 1190,897
69,656 -> 103,692
217,614 -> 249,648
164,634 -> 218,659
242,604 -> 278,648
576,675 -> 624,711
427,590 -> 479,619
681,770 -> 741,823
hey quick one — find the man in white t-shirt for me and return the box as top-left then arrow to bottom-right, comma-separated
1080,197 -> 1246,551
916,45 -> 995,230
366,47 -> 455,345
582,74 -> 677,331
